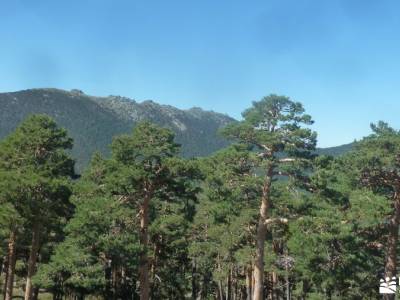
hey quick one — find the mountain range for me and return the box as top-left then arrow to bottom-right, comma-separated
0,88 -> 353,172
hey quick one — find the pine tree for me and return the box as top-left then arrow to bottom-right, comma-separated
221,95 -> 316,300
0,114 -> 75,300
0,174 -> 22,300
191,144 -> 272,299
349,121 -> 400,300
35,153 -> 140,299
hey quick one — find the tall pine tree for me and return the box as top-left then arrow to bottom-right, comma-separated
222,95 -> 316,300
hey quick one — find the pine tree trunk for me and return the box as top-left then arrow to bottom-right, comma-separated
272,272 -> 278,300
285,269 -> 290,300
233,268 -> 238,300
269,272 -> 274,300
32,286 -> 39,300
105,259 -> 112,299
139,194 -> 150,300
3,254 -> 9,300
383,193 -> 400,300
24,222 -> 41,300
0,256 -> 3,275
192,260 -> 197,300
245,266 -> 252,300
150,241 -> 160,299
1,255 -> 5,294
200,272 -> 210,300
253,171 -> 272,300
4,229 -> 17,300
301,279 -> 309,300
218,280 -> 224,300
253,217 -> 267,300
226,268 -> 232,300
121,266 -> 130,300
112,261 -> 119,300
252,268 -> 255,299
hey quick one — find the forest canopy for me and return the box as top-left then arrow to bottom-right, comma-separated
0,95 -> 398,300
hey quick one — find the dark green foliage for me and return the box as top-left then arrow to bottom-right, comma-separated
34,122 -> 202,299
190,145 -> 261,294
1,99 -> 398,300
0,114 -> 75,221
35,152 -> 141,298
287,135 -> 393,299
0,114 -> 76,300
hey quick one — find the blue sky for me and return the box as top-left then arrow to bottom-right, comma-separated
1,0 -> 400,147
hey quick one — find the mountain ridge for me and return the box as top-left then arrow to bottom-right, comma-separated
315,142 -> 354,156
0,88 -> 353,172
0,88 -> 234,171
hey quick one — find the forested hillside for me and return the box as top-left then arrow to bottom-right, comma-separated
315,142 -> 354,156
1,94 -> 390,300
0,89 -> 233,171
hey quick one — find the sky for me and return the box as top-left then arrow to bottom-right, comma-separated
1,0 -> 400,147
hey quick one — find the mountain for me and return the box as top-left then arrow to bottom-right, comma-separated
0,88 -> 234,172
315,142 -> 355,157
0,88 -> 354,172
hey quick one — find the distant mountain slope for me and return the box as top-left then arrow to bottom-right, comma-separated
0,88 -> 354,172
0,88 -> 234,171
315,142 -> 355,157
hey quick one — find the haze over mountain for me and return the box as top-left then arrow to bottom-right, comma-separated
0,88 -> 353,172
